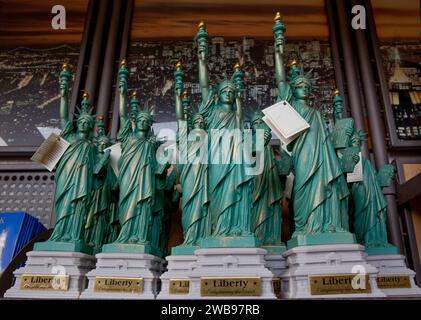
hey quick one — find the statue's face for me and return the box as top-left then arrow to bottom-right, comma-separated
193,118 -> 205,129
219,87 -> 235,104
137,116 -> 151,132
293,82 -> 310,100
77,117 -> 93,133
251,118 -> 264,129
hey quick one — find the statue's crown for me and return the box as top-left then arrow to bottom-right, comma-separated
96,115 -> 110,145
75,91 -> 95,123
217,78 -> 237,94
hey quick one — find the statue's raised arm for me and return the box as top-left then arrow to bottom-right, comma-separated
232,63 -> 245,127
59,62 -> 71,129
272,12 -> 288,101
196,21 -> 210,101
118,59 -> 129,125
174,61 -> 185,122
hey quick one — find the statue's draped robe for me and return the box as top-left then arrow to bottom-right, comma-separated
151,167 -> 177,255
252,144 -> 283,245
178,124 -> 209,245
85,152 -> 117,253
287,96 -> 349,235
115,120 -> 155,243
199,95 -> 253,236
105,189 -> 120,244
50,121 -> 95,242
351,158 -> 388,246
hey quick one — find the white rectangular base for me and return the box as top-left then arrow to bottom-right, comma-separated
280,244 -> 386,299
79,253 -> 164,299
366,254 -> 421,297
4,251 -> 96,299
185,248 -> 277,300
157,255 -> 197,299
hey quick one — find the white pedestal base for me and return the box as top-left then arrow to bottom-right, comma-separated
186,248 -> 277,300
80,253 -> 163,299
280,244 -> 386,299
157,255 -> 197,299
366,254 -> 421,297
4,251 -> 96,299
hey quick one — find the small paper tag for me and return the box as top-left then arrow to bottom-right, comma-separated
262,100 -> 309,145
105,143 -> 122,176
31,133 -> 70,171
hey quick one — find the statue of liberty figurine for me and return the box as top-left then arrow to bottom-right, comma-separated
102,60 -> 159,255
171,62 -> 210,254
249,110 -> 291,253
272,14 -> 353,247
84,116 -> 118,255
195,22 -> 257,247
35,63 -> 95,254
333,90 -> 398,255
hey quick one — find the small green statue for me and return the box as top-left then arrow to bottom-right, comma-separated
249,110 -> 291,252
349,130 -> 397,254
195,22 -> 257,247
84,116 -> 118,255
172,62 -> 210,254
35,63 -> 96,254
102,60 -> 160,255
272,15 -> 352,247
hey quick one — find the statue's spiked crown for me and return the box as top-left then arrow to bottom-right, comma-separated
130,91 -> 154,123
96,115 -> 111,145
287,60 -> 318,89
75,91 -> 95,125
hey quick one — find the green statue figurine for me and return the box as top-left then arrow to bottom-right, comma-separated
249,110 -> 291,253
172,62 -> 210,254
102,60 -> 159,255
35,63 -> 95,254
195,22 -> 257,247
272,14 -> 353,247
84,116 -> 118,255
349,130 -> 398,255
329,90 -> 397,254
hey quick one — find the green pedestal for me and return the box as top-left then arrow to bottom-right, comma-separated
365,245 -> 399,256
33,240 -> 92,255
287,232 -> 356,249
101,242 -> 161,257
262,244 -> 287,255
200,235 -> 260,248
171,245 -> 199,255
